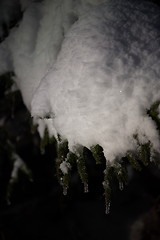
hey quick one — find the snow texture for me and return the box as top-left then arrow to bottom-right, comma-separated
60,160 -> 71,175
0,0 -> 160,160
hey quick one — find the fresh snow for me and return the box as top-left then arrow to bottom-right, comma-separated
60,160 -> 71,175
0,0 -> 160,161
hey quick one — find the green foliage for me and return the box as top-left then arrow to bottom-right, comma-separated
38,127 -> 159,213
1,72 -> 160,213
61,173 -> 70,195
103,162 -> 113,214
126,152 -> 142,171
90,144 -> 105,164
0,72 -> 34,205
66,151 -> 77,165
138,142 -> 151,166
77,154 -> 88,188
7,153 -> 33,204
57,139 -> 69,160
147,101 -> 160,132
114,162 -> 128,191
55,139 -> 69,183
40,127 -> 57,154
30,120 -> 38,134
61,151 -> 77,194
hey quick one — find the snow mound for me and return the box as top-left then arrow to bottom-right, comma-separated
31,0 -> 160,160
1,0 -> 160,161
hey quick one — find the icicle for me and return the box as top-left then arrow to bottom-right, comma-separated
119,181 -> 124,191
105,202 -> 111,214
84,183 -> 89,193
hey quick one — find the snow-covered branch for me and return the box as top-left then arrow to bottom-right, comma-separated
0,1 -> 160,207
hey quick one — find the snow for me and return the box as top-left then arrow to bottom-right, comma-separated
10,153 -> 32,182
60,160 -> 71,175
0,0 -> 160,161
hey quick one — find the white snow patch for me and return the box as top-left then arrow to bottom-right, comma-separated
0,0 -> 160,161
60,160 -> 71,174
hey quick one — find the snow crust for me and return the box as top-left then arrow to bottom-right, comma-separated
1,0 -> 160,160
